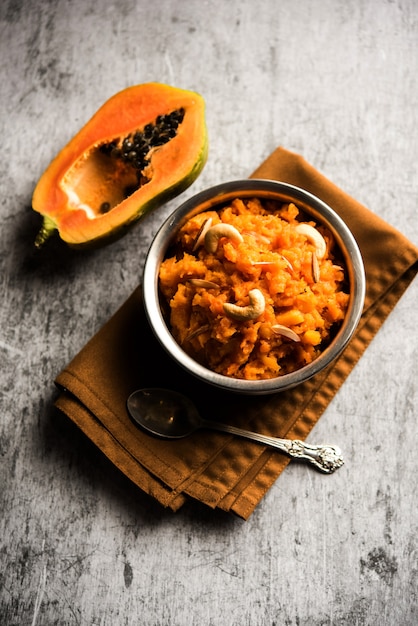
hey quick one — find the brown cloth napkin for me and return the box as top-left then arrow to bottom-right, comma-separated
54,147 -> 418,519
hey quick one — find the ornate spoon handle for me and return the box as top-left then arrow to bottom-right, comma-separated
203,421 -> 344,473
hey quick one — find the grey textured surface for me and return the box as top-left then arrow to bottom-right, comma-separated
1,0 -> 417,624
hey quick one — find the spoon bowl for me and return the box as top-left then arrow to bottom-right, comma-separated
127,387 -> 202,438
127,388 -> 345,474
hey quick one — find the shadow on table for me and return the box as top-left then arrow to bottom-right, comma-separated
19,204 -> 245,529
42,394 -> 242,531
16,204 -> 102,277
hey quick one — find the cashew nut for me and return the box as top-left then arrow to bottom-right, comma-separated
204,223 -> 243,253
311,251 -> 320,282
223,288 -> 265,321
188,278 -> 219,289
271,324 -> 301,342
295,223 -> 327,259
192,217 -> 213,251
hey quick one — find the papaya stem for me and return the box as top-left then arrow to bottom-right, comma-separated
34,216 -> 57,249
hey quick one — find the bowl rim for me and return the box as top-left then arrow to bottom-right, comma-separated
143,179 -> 366,395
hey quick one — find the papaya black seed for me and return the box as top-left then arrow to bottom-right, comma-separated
99,108 -> 185,175
99,141 -> 117,155
99,202 -> 111,213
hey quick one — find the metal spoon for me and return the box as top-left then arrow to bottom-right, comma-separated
127,388 -> 344,474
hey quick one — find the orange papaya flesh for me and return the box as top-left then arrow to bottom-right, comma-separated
32,83 -> 208,248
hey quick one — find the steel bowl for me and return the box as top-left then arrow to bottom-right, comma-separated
142,180 -> 365,395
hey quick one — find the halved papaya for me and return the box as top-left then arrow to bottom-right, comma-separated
32,83 -> 208,248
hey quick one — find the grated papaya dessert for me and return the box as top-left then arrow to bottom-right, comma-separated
158,197 -> 350,380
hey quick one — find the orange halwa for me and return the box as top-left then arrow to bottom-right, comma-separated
159,197 -> 349,380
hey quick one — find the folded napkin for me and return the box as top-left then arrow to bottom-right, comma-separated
54,147 -> 418,519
